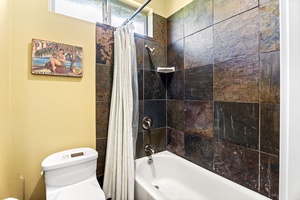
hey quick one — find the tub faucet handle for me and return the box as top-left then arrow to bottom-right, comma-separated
144,144 -> 155,156
142,116 -> 152,130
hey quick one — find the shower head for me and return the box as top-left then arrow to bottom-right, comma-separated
145,44 -> 155,55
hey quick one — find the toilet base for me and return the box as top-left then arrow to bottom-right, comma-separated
46,175 -> 105,200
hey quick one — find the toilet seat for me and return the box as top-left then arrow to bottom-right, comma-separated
48,180 -> 105,200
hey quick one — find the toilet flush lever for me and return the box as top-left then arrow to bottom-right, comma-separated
142,116 -> 152,130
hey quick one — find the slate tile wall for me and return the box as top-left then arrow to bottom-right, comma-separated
183,0 -> 213,36
166,0 -> 279,199
95,0 -> 280,199
95,14 -> 168,179
95,24 -> 116,180
138,13 -> 168,158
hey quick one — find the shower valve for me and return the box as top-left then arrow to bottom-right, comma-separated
142,116 -> 152,130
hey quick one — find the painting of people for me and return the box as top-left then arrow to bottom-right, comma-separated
32,39 -> 83,77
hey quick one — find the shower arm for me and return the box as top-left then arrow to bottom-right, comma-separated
145,44 -> 155,55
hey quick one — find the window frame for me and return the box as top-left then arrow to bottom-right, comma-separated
49,0 -> 152,36
106,0 -> 148,35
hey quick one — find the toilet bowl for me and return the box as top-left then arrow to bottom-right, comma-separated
41,147 -> 105,200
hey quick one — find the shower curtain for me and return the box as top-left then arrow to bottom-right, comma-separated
103,24 -> 139,200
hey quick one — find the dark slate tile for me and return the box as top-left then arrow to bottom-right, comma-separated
259,0 -> 272,5
96,101 -> 110,139
260,0 -> 280,53
214,0 -> 258,23
153,13 -> 167,45
96,64 -> 113,101
260,103 -> 280,155
214,141 -> 259,192
184,133 -> 213,170
184,27 -> 213,69
167,128 -> 185,157
96,24 -> 115,65
260,153 -> 279,199
214,102 -> 259,149
136,131 -> 144,159
144,70 -> 166,100
260,51 -> 280,103
185,65 -> 213,100
214,8 -> 259,102
185,101 -> 214,138
213,55 -> 259,102
144,128 -> 166,153
214,8 -> 259,64
183,0 -> 213,37
97,175 -> 104,188
138,100 -> 144,132
167,8 -> 184,44
167,70 -> 184,100
96,138 -> 107,176
167,39 -> 184,70
167,100 -> 184,131
144,40 -> 166,71
135,37 -> 144,69
138,69 -> 144,100
144,100 -> 166,129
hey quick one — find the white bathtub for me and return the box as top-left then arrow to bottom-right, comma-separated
135,151 -> 271,200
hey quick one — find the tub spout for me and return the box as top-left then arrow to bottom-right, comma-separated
145,144 -> 155,156
147,156 -> 153,165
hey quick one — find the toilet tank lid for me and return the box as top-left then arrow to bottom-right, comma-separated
41,147 -> 98,171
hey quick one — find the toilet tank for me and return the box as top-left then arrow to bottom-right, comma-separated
42,147 -> 98,187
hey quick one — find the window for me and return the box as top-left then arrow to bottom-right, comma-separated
49,0 -> 104,23
110,2 -> 146,35
49,0 -> 152,36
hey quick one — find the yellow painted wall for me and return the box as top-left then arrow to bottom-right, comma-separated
164,0 -> 193,17
132,0 -> 193,17
0,0 -> 11,198
133,0 -> 167,17
9,0 -> 96,199
1,0 -> 187,199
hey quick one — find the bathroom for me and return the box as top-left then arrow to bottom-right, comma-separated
0,0 -> 299,199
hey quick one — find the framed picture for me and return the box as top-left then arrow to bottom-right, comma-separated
31,39 -> 83,77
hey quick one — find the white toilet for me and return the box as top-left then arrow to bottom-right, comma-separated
41,147 -> 106,200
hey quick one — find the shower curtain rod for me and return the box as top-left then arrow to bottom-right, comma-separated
121,0 -> 152,26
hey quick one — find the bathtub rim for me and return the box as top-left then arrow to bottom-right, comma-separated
135,150 -> 271,200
